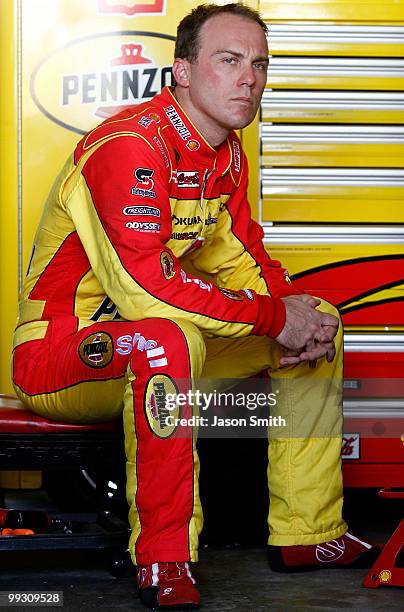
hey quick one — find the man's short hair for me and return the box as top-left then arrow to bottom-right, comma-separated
175,2 -> 268,62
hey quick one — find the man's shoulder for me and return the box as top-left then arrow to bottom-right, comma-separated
74,98 -> 170,161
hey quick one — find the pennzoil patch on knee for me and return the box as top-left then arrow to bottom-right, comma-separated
78,331 -> 114,368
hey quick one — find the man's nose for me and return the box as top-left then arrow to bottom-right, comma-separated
238,63 -> 256,87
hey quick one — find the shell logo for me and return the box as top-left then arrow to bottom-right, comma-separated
31,31 -> 175,134
378,570 -> 391,583
98,0 -> 166,16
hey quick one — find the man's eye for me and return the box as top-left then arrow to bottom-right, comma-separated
254,63 -> 267,71
223,57 -> 236,64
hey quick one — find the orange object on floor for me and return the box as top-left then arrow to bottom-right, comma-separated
363,489 -> 404,588
1,528 -> 35,536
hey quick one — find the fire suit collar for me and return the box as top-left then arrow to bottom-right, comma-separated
155,87 -> 231,168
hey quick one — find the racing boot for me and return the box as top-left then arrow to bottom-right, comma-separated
268,531 -> 381,572
136,562 -> 201,610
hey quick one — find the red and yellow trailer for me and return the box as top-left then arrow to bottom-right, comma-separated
248,0 -> 404,486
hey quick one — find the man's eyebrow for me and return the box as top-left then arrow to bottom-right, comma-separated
254,56 -> 269,63
213,49 -> 269,62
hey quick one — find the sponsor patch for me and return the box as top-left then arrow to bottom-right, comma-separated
116,333 -> 158,355
181,269 -> 212,292
171,231 -> 198,241
316,540 -> 345,563
160,251 -> 176,279
123,205 -> 160,217
176,171 -> 199,188
138,112 -> 162,129
144,374 -> 180,439
186,139 -> 200,151
152,135 -> 169,167
232,140 -> 241,173
131,167 -> 156,198
164,104 -> 191,140
146,345 -> 168,368
78,332 -> 114,368
205,212 -> 217,226
149,112 -> 161,122
116,333 -> 168,367
219,287 -> 245,301
126,221 -> 160,232
138,115 -> 153,128
172,214 -> 202,226
341,433 -> 360,459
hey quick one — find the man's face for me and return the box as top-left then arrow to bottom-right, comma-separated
174,14 -> 268,144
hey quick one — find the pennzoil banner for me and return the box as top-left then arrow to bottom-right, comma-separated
31,32 -> 175,134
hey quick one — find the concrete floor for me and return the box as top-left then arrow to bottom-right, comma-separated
1,445 -> 403,611
1,544 -> 404,611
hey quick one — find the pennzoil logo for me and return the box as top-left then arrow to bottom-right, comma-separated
98,0 -> 166,16
31,32 -> 175,135
160,251 -> 176,279
164,105 -> 192,141
79,332 -> 114,368
144,374 -> 180,439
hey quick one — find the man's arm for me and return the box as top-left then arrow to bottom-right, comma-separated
61,132 -> 285,339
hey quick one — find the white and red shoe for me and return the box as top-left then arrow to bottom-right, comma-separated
136,562 -> 201,610
268,531 -> 381,572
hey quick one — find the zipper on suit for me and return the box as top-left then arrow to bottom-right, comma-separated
199,168 -> 214,212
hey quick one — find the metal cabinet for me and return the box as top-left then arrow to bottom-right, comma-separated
252,0 -> 404,484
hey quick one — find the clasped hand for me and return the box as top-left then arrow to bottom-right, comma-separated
275,294 -> 339,367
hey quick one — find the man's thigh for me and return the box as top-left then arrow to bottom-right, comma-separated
13,318 -> 176,423
202,334 -> 281,384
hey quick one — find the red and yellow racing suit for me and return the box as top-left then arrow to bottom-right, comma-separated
12,86 -> 347,564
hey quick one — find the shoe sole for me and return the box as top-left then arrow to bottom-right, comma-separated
267,546 -> 381,573
138,587 -> 200,610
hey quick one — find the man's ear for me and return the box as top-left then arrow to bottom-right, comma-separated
172,58 -> 190,87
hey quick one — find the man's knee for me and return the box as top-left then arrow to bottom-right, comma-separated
319,299 -> 341,320
126,317 -> 206,378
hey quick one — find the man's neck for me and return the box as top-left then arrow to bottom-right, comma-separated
172,87 -> 229,148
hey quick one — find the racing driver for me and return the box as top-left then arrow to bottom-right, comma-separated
12,3 -> 379,610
